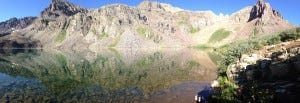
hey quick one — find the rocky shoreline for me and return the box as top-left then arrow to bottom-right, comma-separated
225,40 -> 300,102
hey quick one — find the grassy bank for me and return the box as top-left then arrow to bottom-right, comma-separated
193,44 -> 213,50
210,27 -> 300,102
208,28 -> 231,43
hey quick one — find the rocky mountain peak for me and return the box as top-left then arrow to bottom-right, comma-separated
248,0 -> 283,22
0,17 -> 37,36
138,1 -> 165,11
258,0 -> 265,4
41,0 -> 87,19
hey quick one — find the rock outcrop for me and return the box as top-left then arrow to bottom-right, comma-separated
248,0 -> 282,22
41,0 -> 87,20
227,40 -> 300,83
230,6 -> 252,23
0,0 -> 294,50
226,40 -> 300,102
226,54 -> 263,83
248,0 -> 291,28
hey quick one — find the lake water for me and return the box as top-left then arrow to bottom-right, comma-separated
0,48 -> 217,103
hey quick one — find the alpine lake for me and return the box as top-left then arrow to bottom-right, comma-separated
0,48 -> 217,103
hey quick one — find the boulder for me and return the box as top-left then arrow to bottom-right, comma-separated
227,63 -> 238,82
211,80 -> 220,88
241,54 -> 261,64
245,68 -> 255,81
258,58 -> 272,80
293,61 -> 300,73
226,62 -> 249,83
269,63 -> 292,78
259,58 -> 272,69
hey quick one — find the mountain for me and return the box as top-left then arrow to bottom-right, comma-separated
0,17 -> 36,36
0,17 -> 40,49
233,0 -> 293,40
41,0 -> 87,19
0,0 -> 294,50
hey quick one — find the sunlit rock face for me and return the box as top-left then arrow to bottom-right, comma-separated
248,0 -> 282,22
0,0 -> 294,50
41,0 -> 87,19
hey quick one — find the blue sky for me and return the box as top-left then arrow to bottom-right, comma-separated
0,0 -> 299,25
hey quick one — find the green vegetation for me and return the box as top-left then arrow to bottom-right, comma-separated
135,52 -> 162,67
178,20 -> 187,25
187,60 -> 200,69
0,47 -> 218,100
210,27 -> 300,102
136,27 -> 162,43
0,61 -> 35,78
253,27 -> 259,36
55,30 -> 67,43
279,28 -> 300,42
137,27 -> 149,37
98,31 -> 108,40
153,35 -> 161,43
189,27 -> 200,34
209,77 -> 239,102
92,29 -> 109,40
208,52 -> 221,65
193,44 -> 213,50
108,47 -> 121,59
55,53 -> 68,69
109,35 -> 121,47
208,28 -> 231,43
217,27 -> 300,75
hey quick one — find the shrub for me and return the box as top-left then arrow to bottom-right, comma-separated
55,30 -> 67,42
98,31 -> 108,40
208,52 -> 221,65
136,27 -> 162,43
253,27 -> 259,36
279,27 -> 300,42
193,44 -> 212,50
266,35 -> 281,45
178,21 -> 187,25
92,29 -> 108,40
189,27 -> 200,34
209,77 -> 239,102
137,27 -> 148,37
296,27 -> 300,33
109,35 -> 121,47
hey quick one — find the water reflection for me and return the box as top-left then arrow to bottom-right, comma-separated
0,48 -> 216,103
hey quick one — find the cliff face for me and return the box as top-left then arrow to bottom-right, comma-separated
233,0 -> 293,40
0,0 -> 294,50
248,0 -> 283,22
41,0 -> 87,20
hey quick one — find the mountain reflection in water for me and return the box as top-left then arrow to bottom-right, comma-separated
0,48 -> 216,103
